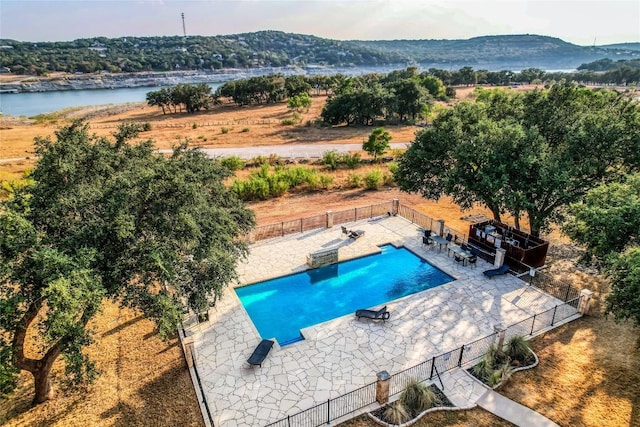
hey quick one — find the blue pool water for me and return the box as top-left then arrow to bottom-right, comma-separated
235,245 -> 454,346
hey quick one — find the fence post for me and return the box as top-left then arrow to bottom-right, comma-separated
578,289 -> 594,315
436,219 -> 445,236
563,284 -> 572,302
376,370 -> 391,404
326,210 -> 334,229
392,199 -> 399,215
429,356 -> 436,379
457,345 -> 465,367
326,398 -> 330,424
281,222 -> 284,237
551,305 -> 558,326
493,324 -> 506,351
287,415 -> 291,427
530,314 -> 536,335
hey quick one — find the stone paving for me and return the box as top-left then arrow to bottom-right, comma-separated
191,216 -> 566,427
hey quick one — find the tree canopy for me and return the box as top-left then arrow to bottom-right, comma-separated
0,121 -> 255,403
563,174 -> 640,327
395,84 -> 640,236
364,127 -> 391,161
146,83 -> 213,114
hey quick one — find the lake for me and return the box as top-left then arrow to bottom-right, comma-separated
0,83 -> 223,117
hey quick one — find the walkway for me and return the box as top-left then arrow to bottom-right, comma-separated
477,388 -> 559,427
189,215 -> 570,426
441,368 -> 560,427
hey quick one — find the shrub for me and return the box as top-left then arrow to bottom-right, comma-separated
241,127 -> 250,133
364,168 -> 383,190
251,155 -> 269,166
472,357 -> 494,380
383,172 -> 395,186
281,118 -> 297,126
142,122 -> 152,131
387,161 -> 399,175
488,362 -> 514,388
347,173 -> 362,188
268,153 -> 283,165
268,176 -> 290,197
389,148 -> 404,159
505,335 -> 531,363
305,171 -> 321,190
318,174 -> 334,190
220,156 -> 245,171
221,127 -> 230,134
192,123 -> 198,129
400,380 -> 438,415
322,150 -> 340,170
341,152 -> 361,169
282,166 -> 312,186
383,402 -> 410,426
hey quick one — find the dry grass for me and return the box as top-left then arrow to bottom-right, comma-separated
498,245 -> 640,427
0,301 -> 204,427
339,408 -> 516,427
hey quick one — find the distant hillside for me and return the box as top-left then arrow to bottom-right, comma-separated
352,34 -> 640,69
0,32 -> 638,75
599,43 -> 640,51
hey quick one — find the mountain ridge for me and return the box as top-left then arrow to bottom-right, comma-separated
1,32 -> 638,75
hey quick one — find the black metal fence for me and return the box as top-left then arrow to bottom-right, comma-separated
189,346 -> 215,426
525,270 -> 582,302
264,297 -> 581,427
263,382 -> 377,427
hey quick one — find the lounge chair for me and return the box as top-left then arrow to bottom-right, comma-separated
355,305 -> 390,322
348,229 -> 365,240
341,226 -> 349,236
247,339 -> 274,367
483,264 -> 510,279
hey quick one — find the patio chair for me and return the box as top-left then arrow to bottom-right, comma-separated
355,305 -> 390,322
348,229 -> 365,240
467,255 -> 478,267
422,235 -> 433,247
247,339 -> 274,367
445,233 -> 453,243
482,264 -> 510,279
341,226 -> 349,237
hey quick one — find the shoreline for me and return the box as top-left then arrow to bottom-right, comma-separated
0,65 -> 408,94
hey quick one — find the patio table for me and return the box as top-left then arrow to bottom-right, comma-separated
447,244 -> 472,265
431,235 -> 449,252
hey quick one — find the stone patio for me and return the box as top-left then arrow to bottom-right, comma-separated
191,215 -> 567,426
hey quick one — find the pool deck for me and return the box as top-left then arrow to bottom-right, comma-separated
191,216 -> 566,426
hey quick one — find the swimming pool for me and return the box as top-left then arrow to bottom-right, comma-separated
235,245 -> 454,345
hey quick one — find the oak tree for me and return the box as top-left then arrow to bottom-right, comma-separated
0,121 -> 255,403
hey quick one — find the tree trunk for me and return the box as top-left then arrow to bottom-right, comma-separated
527,209 -> 541,238
514,213 -> 521,230
489,205 -> 502,223
33,367 -> 54,404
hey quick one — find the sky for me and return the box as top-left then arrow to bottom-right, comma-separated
1,0 -> 639,45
